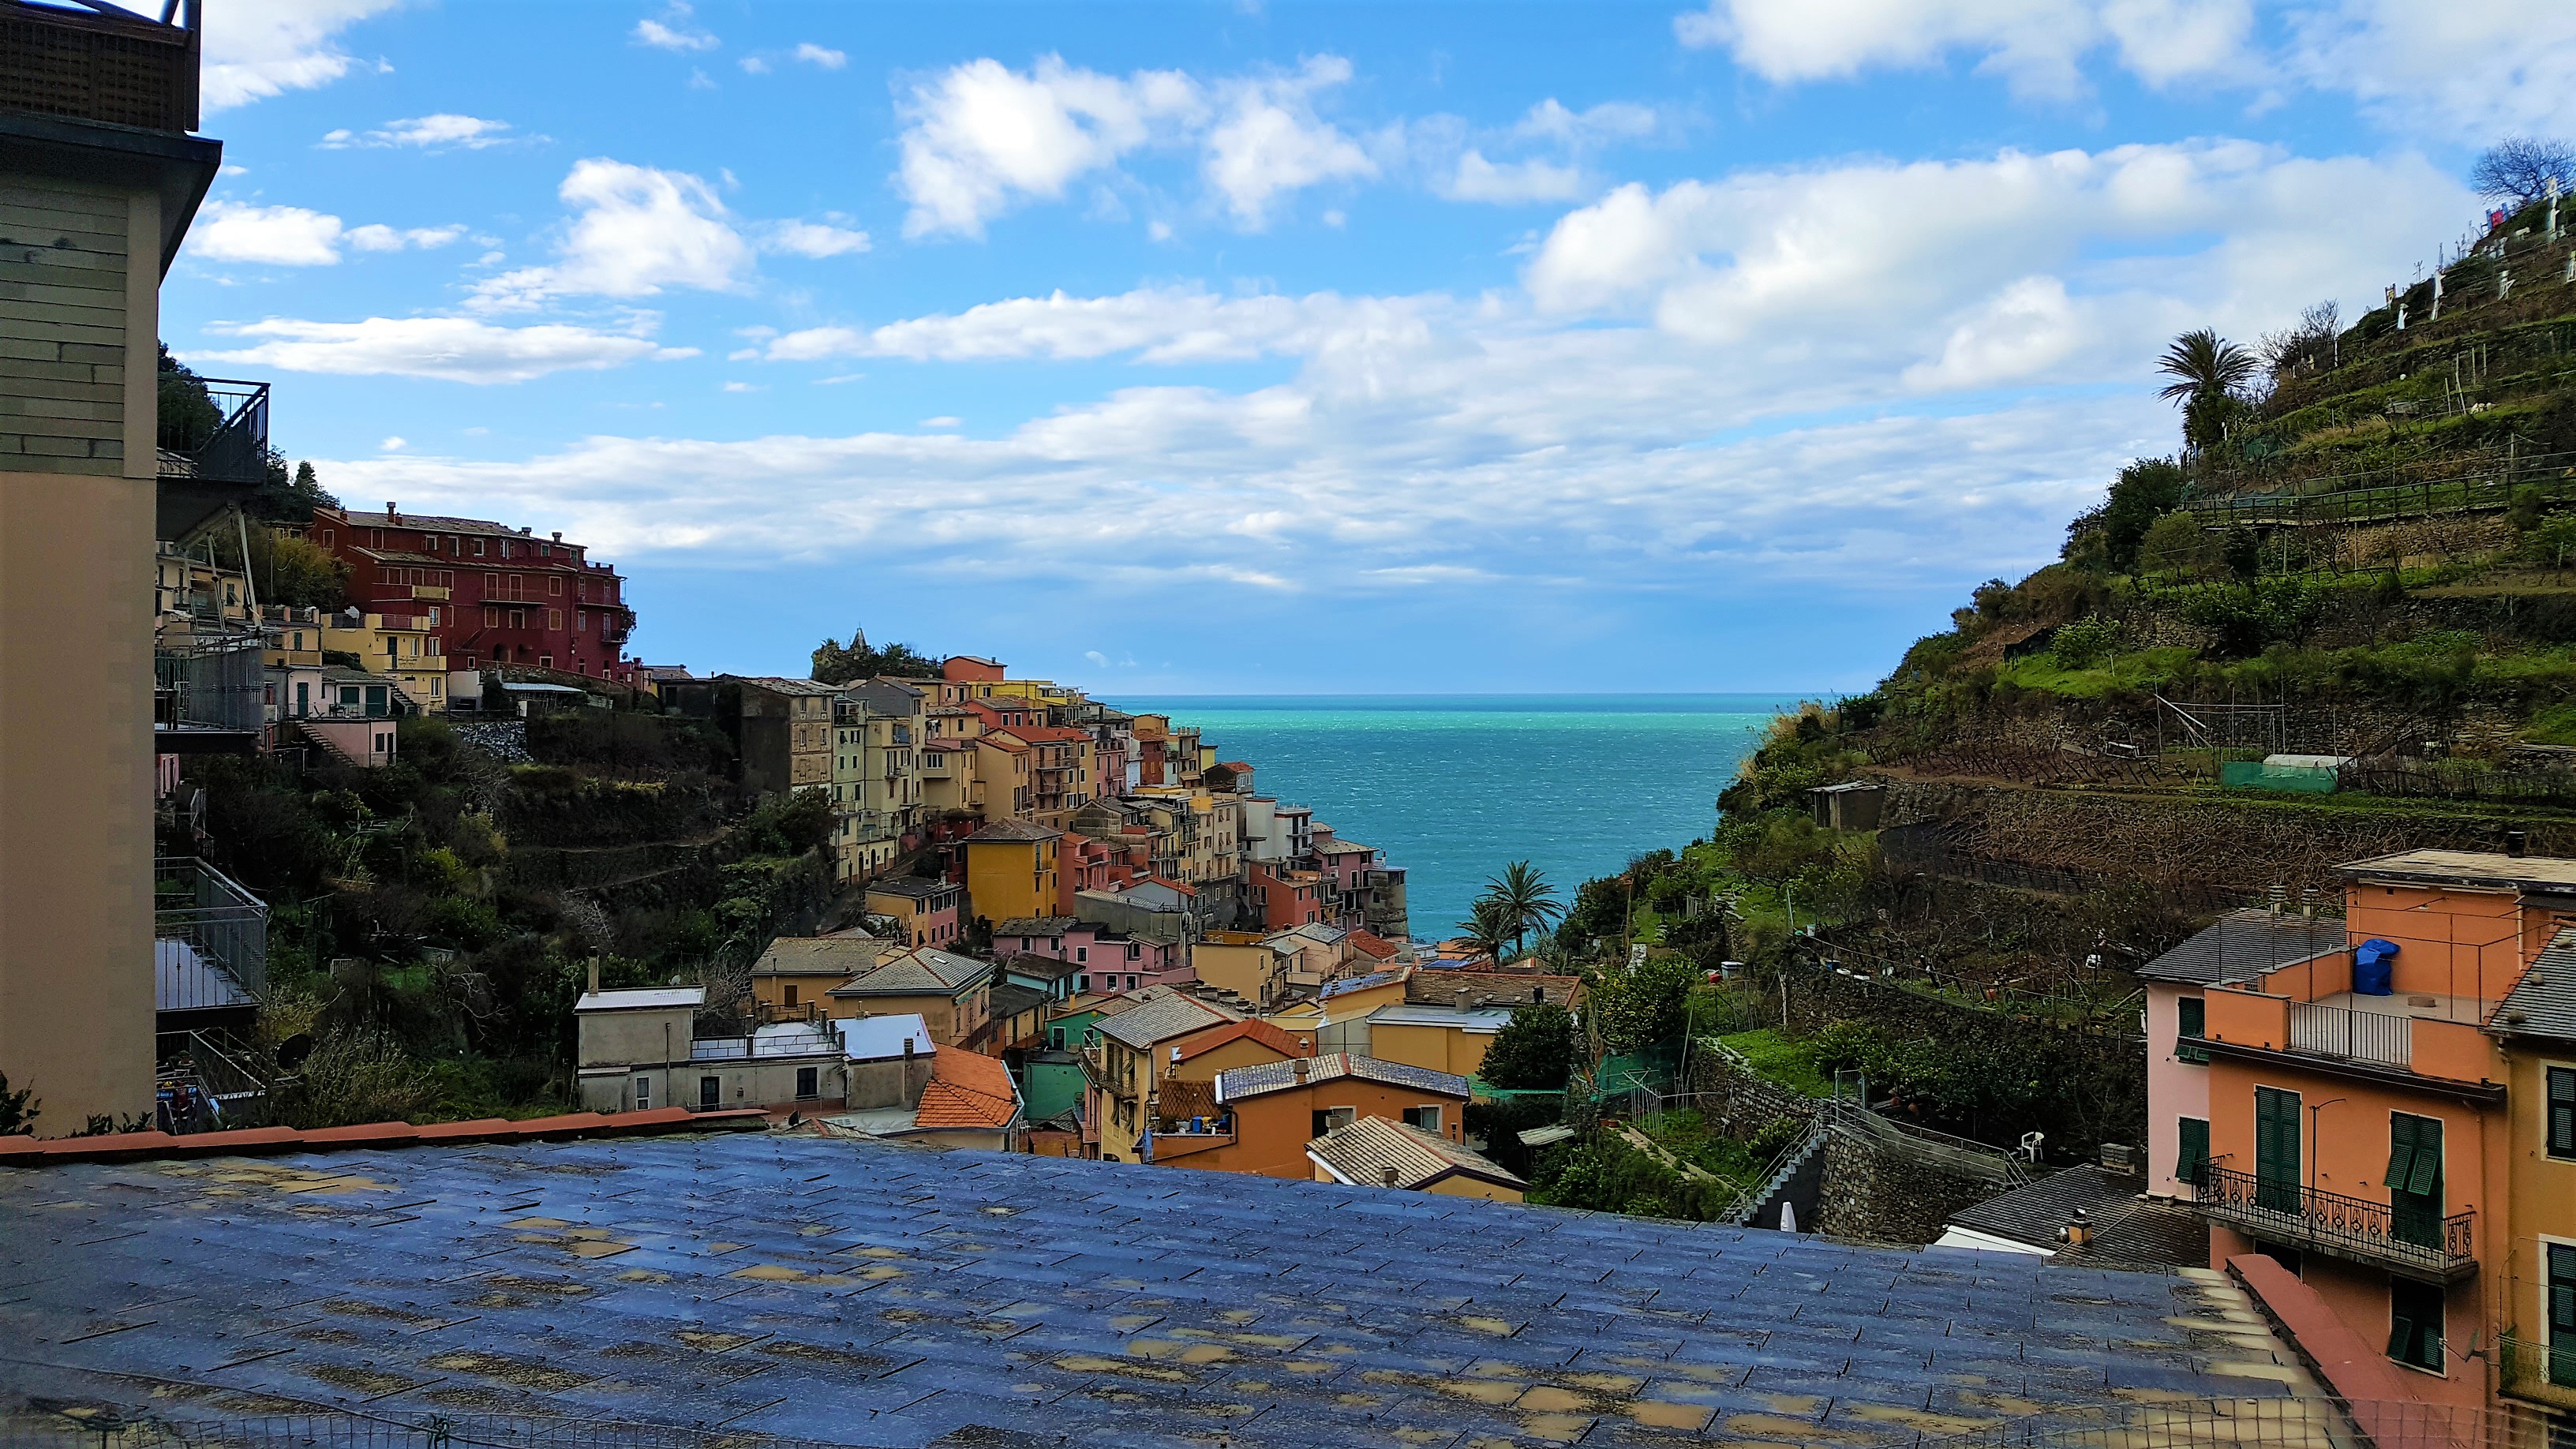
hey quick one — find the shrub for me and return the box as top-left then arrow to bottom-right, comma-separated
1481,1003 -> 1577,1091
2048,616 -> 2121,668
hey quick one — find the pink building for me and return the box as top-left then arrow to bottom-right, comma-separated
991,915 -> 1187,995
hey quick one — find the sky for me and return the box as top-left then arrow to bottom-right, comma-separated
165,0 -> 2576,693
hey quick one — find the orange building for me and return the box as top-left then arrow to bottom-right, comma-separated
1159,1054 -> 1473,1178
2172,849 -> 2576,1415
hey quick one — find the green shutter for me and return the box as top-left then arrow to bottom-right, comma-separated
2178,998 -> 2206,1038
2256,1088 -> 2301,1210
2389,1114 -> 2443,1196
2178,1118 -> 2210,1184
2549,1068 -> 2576,1158
2385,1118 -> 2417,1188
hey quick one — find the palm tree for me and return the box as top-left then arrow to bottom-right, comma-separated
1481,860 -> 1565,961
1461,896 -> 1515,962
2155,329 -> 2259,452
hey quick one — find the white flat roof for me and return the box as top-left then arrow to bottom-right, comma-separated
575,987 -> 705,1012
836,1013 -> 937,1061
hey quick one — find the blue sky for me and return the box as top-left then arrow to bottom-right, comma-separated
169,0 -> 2573,692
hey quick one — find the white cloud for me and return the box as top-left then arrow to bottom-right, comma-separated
895,56 -> 1204,238
322,114 -> 522,149
203,0 -> 400,111
1439,151 -> 1586,204
1513,99 -> 1664,146
1202,57 -> 1376,227
756,286 -> 1418,365
1673,0 -> 2256,97
472,159 -> 753,308
762,219 -> 873,258
190,204 -> 473,266
738,56 -> 770,75
190,203 -> 349,266
795,42 -> 848,69
2288,0 -> 2576,140
633,4 -> 717,52
921,416 -> 964,428
189,316 -> 698,383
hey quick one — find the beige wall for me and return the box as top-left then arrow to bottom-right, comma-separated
1426,1174 -> 1523,1202
576,1003 -> 695,1069
0,183 -> 159,1133
1370,1021 -> 1492,1079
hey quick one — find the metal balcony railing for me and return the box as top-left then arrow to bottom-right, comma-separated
159,377 -> 271,487
155,630 -> 264,732
155,856 -> 267,1009
2192,1163 -> 2474,1279
2289,1002 -> 2413,1068
2498,1335 -> 2576,1407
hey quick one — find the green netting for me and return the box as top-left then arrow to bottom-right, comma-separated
2220,762 -> 2338,793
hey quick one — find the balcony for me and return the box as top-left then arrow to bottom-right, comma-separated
2,0 -> 202,133
155,856 -> 267,1013
2202,988 -> 2503,1092
2192,1163 -> 2475,1280
2498,1335 -> 2576,1413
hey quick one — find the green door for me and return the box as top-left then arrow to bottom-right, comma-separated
2386,1112 -> 2443,1251
2550,1242 -> 2576,1388
2255,1087 -> 2301,1213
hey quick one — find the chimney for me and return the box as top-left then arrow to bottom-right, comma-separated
551,530 -> 563,542
2061,1208 -> 2093,1249
1293,1057 -> 1309,1082
1380,1166 -> 1398,1188
385,501 -> 399,522
2507,829 -> 2529,859
587,959 -> 600,997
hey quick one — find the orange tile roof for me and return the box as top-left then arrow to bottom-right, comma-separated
1174,1018 -> 1312,1062
914,1048 -> 1020,1130
1348,930 -> 1402,961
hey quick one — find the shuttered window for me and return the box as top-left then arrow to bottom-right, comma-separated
2387,1112 -> 2443,1249
2388,1278 -> 2444,1372
2255,1087 -> 2301,1211
2548,1066 -> 2576,1160
2177,1118 -> 2210,1186
2177,997 -> 2209,1064
2549,1242 -> 2576,1388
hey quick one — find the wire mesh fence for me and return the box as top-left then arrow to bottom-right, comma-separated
1916,1396 -> 2570,1449
0,1413 -> 846,1449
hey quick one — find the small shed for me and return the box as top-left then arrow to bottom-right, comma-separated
1807,780 -> 1887,831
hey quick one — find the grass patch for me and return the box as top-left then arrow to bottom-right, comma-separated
1994,646 -> 2196,699
1717,1028 -> 1832,1098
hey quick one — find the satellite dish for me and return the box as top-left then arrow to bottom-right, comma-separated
275,1033 -> 313,1071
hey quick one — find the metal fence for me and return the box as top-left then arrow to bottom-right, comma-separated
154,856 -> 268,1007
0,1413 -> 848,1449
155,631 -> 264,733
2288,1002 -> 2413,1069
1918,1395 -> 2568,1449
2195,1164 -> 2474,1278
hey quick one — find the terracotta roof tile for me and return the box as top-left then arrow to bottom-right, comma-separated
1174,1018 -> 1311,1062
914,1048 -> 1020,1130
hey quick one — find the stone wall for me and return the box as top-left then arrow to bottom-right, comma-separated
1683,1047 -> 1820,1140
1814,1114 -> 2018,1245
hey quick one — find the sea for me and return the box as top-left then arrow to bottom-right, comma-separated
1113,695 -> 1811,942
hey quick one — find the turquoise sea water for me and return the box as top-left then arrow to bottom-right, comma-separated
1115,695 -> 1810,942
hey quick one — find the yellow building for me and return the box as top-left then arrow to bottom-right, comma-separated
1192,932 -> 1297,1012
1365,972 -> 1586,1084
962,819 -> 1059,925
918,738 -> 979,817
823,946 -> 994,1046
750,934 -> 890,1015
2488,941 -> 2576,1414
321,608 -> 448,711
1264,967 -> 1412,1056
972,732 -> 1033,820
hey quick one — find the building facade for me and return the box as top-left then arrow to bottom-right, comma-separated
304,505 -> 634,680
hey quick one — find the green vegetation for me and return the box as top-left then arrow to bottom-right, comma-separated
809,634 -> 941,683
1715,1028 -> 1830,1098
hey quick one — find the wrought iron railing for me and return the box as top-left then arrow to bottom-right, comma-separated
2498,1334 -> 2576,1405
2192,1163 -> 2473,1275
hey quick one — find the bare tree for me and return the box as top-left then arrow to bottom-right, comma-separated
2261,299 -> 2342,382
2469,137 -> 2576,204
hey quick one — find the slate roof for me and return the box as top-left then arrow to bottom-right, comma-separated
830,947 -> 990,997
1404,970 -> 1582,1009
1307,1115 -> 1527,1193
995,916 -> 1080,938
0,1131 -> 2308,1447
983,981 -> 1052,1023
1095,989 -> 1241,1049
863,877 -> 956,902
2492,928 -> 2576,1042
2136,908 -> 2344,986
755,936 -> 894,977
1317,967 -> 1410,1001
964,818 -> 1058,843
1216,1052 -> 1472,1103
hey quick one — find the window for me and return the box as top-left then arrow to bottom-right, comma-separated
2388,1112 -> 2444,1249
2389,1278 -> 2445,1372
1076,947 -> 1088,963
2256,1086 -> 2301,1212
784,983 -> 799,1008
1312,1106 -> 1357,1136
795,1067 -> 819,1101
2177,1118 -> 2210,1187
2550,1066 -> 2576,1159
472,537 -> 485,556
264,684 -> 277,706
2177,997 -> 2209,1064
1125,975 -> 1138,990
698,1076 -> 721,1110
539,655 -> 553,668
1076,974 -> 1089,993
549,609 -> 564,631
634,1075 -> 652,1110
550,577 -> 564,596
2549,1242 -> 2576,1389
1403,1104 -> 1443,1133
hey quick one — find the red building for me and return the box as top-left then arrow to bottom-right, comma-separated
305,504 -> 635,681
